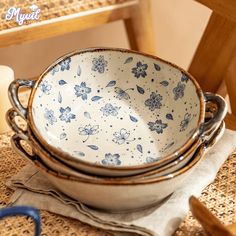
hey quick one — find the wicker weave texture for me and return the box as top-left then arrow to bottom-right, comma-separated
0,0 -> 131,31
0,130 -> 235,235
0,131 -> 112,236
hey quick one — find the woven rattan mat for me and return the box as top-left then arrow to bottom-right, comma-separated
0,0 -> 131,31
0,131 -> 235,235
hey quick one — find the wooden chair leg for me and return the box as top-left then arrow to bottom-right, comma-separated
224,51 -> 236,130
225,113 -> 236,131
216,80 -> 227,98
188,12 -> 236,93
124,0 -> 156,55
225,51 -> 236,115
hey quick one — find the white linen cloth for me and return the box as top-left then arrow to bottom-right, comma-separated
6,129 -> 236,236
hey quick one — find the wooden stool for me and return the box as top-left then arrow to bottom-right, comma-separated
0,0 -> 156,130
0,0 -> 155,54
188,0 -> 236,130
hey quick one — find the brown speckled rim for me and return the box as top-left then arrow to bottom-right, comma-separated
28,124 -> 201,180
11,122 -> 225,185
27,47 -> 205,172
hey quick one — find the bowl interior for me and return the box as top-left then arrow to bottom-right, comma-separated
31,49 -> 202,167
29,124 -> 201,180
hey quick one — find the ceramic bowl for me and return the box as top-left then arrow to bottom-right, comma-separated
22,119 -> 202,179
7,108 -> 223,180
32,132 -> 202,180
22,122 -> 226,181
9,48 -> 227,176
11,122 -> 224,211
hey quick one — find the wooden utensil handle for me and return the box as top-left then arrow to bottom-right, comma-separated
189,196 -> 233,236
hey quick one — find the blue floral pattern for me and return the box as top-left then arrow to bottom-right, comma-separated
148,119 -> 168,134
59,57 -> 71,71
44,108 -> 57,125
100,103 -> 120,116
101,153 -> 121,166
74,82 -> 91,100
59,107 -> 76,123
33,50 -> 200,167
112,128 -> 130,145
173,82 -> 186,100
145,92 -> 163,111
39,81 -> 52,95
180,113 -> 191,132
92,55 -> 108,73
132,62 -> 148,78
78,124 -> 99,142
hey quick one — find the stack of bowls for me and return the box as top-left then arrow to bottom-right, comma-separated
7,48 -> 227,212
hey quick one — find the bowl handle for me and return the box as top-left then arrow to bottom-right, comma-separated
8,79 -> 35,119
11,134 -> 36,162
203,122 -> 225,154
6,108 -> 29,140
202,92 -> 227,136
0,206 -> 41,236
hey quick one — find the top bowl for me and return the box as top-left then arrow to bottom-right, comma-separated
8,47 -> 226,176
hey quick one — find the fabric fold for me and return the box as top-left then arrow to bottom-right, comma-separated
6,129 -> 236,236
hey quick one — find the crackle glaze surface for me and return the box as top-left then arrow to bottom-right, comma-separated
32,49 -> 200,167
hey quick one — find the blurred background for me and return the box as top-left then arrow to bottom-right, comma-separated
0,0 -> 211,78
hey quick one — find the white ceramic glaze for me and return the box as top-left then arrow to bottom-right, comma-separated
25,144 -> 206,211
9,48 -> 227,177
30,128 -> 201,180
11,122 -> 225,211
30,48 -> 203,168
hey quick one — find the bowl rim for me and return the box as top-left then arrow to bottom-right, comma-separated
34,142 -> 205,185
28,124 -> 201,180
27,47 -> 205,171
29,121 -> 224,185
28,123 -> 202,181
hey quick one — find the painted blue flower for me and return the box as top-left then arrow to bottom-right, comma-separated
78,124 -> 99,142
100,103 -> 120,116
112,128 -> 130,145
44,108 -> 57,125
101,153 -> 121,166
51,65 -> 60,75
132,62 -> 148,78
59,107 -> 76,123
74,82 -> 91,100
59,57 -> 71,71
148,119 -> 168,134
173,82 -> 186,100
39,81 -> 52,95
180,113 -> 191,132
92,55 -> 108,73
145,92 -> 163,111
